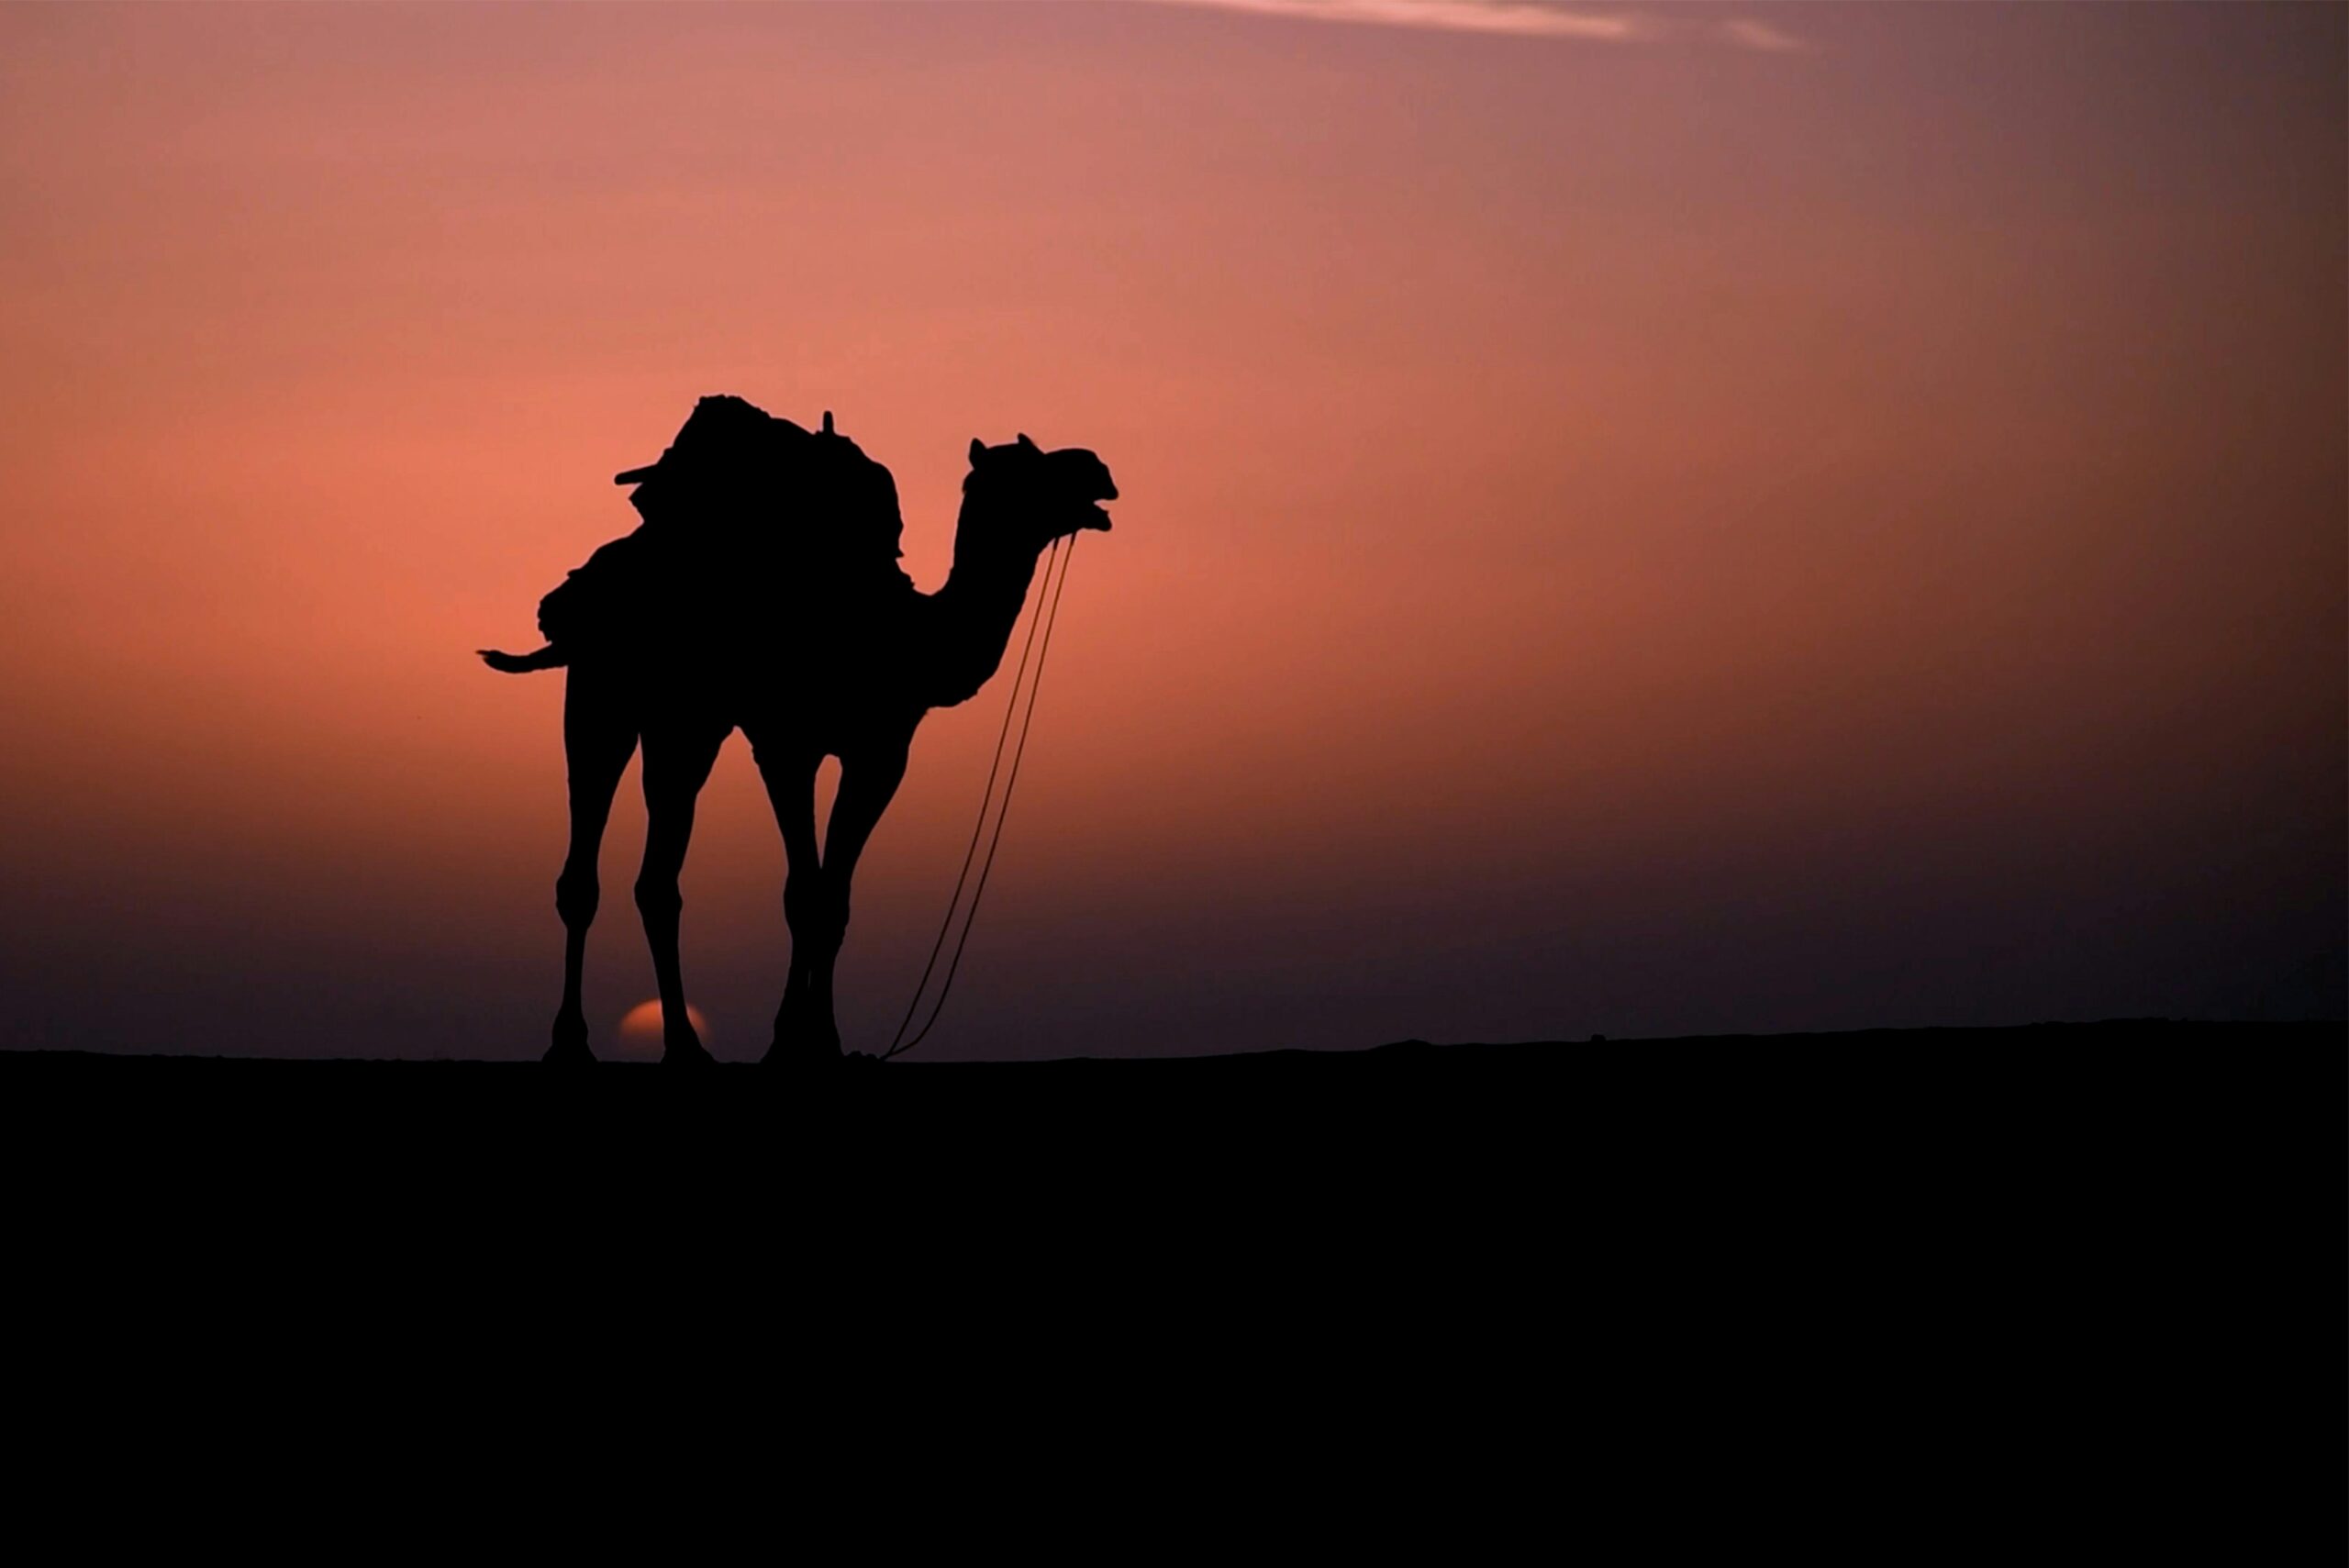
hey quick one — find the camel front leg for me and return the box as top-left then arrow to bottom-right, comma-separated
634,718 -> 729,1067
750,739 -> 826,1062
802,740 -> 910,1059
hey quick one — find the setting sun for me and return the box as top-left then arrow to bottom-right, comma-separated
617,1001 -> 712,1058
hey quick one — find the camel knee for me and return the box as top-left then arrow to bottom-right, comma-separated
784,870 -> 827,932
555,870 -> 599,927
785,873 -> 848,949
633,875 -> 682,921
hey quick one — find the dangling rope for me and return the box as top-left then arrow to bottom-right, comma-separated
880,536 -> 1057,1058
883,532 -> 1078,1060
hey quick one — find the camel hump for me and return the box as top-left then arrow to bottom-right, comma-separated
763,410 -> 907,572
522,401 -> 909,660
667,395 -> 904,569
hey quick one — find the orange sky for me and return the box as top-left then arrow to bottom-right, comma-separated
0,3 -> 2340,1058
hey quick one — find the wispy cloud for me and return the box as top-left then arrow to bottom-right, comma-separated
1150,0 -> 1651,43
1146,1 -> 1809,53
1716,17 -> 1809,54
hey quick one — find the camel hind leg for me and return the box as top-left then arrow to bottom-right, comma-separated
549,665 -> 638,1064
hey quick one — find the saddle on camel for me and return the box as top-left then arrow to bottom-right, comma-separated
479,394 -> 912,675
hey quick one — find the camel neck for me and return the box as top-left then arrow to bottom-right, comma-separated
922,502 -> 1049,709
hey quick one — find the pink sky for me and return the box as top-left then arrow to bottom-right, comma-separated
0,3 -> 2339,1057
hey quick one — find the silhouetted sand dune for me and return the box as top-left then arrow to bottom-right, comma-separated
5,1018 -> 2333,1170
3,1017 -> 2332,1074
8,1018 -> 2335,1323
7,1017 -> 2331,1556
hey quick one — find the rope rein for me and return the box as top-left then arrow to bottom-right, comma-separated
883,531 -> 1078,1060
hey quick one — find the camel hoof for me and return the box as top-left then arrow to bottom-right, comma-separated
661,1032 -> 716,1068
546,1015 -> 596,1065
763,997 -> 843,1065
762,1027 -> 843,1066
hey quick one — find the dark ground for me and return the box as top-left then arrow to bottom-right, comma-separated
6,1018 -> 2339,1545
6,1017 -> 2335,1149
7,1017 -> 2336,1232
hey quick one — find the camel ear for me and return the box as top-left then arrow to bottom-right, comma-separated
969,437 -> 987,466
1017,432 -> 1039,452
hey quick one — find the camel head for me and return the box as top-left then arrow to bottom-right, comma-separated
963,433 -> 1118,553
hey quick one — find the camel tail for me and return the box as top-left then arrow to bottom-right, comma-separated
479,644 -> 568,674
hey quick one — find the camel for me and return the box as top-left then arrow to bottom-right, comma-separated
483,418 -> 1116,1065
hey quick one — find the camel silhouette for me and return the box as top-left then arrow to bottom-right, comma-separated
482,402 -> 1116,1064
